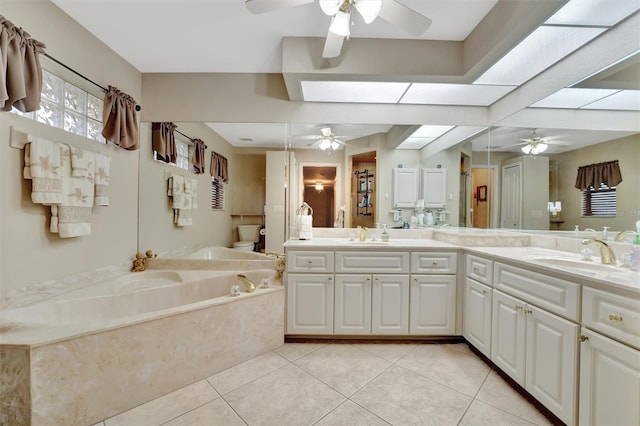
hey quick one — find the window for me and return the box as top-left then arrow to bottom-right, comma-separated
211,178 -> 226,210
582,183 -> 616,217
11,69 -> 105,142
153,138 -> 191,171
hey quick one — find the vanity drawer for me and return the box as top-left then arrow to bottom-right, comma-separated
411,252 -> 457,274
335,251 -> 409,273
493,262 -> 579,321
583,287 -> 640,350
287,251 -> 334,273
466,255 -> 493,285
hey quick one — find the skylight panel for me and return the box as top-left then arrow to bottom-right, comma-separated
400,83 -> 515,106
545,0 -> 640,27
474,26 -> 606,86
396,137 -> 435,150
411,125 -> 455,138
530,88 -> 620,108
300,81 -> 410,103
581,90 -> 640,110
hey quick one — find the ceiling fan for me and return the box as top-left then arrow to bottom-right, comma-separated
491,129 -> 573,154
306,126 -> 348,150
245,0 -> 432,58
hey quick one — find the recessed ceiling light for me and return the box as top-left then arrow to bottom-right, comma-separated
301,81 -> 410,103
474,26 -> 605,86
530,88 -> 620,108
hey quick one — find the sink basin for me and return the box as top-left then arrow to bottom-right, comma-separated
530,258 -> 620,273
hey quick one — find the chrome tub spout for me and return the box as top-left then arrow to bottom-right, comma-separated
237,274 -> 256,293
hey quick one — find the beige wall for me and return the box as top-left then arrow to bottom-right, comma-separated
552,135 -> 640,231
1,2 -> 142,293
137,123 -> 234,253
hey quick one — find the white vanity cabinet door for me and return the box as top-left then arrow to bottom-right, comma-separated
421,168 -> 447,208
466,255 -> 493,286
525,304 -> 578,426
287,274 -> 334,334
371,274 -> 410,335
583,286 -> 640,350
392,168 -> 418,208
579,327 -> 640,426
334,274 -> 372,335
491,290 -> 527,386
409,275 -> 456,335
463,278 -> 492,358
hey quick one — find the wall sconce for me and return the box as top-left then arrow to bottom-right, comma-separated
548,201 -> 562,217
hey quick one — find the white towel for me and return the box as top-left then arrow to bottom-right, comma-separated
176,208 -> 192,226
23,143 -> 32,179
52,145 -> 95,238
70,145 -> 92,177
29,138 -> 63,205
95,153 -> 111,206
171,174 -> 186,209
184,176 -> 192,193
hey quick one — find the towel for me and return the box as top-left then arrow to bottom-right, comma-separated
184,176 -> 192,193
29,138 -> 62,205
176,207 -> 192,226
23,143 -> 31,179
51,145 -> 95,238
70,145 -> 92,177
94,153 -> 111,206
170,174 -> 186,209
190,179 -> 198,209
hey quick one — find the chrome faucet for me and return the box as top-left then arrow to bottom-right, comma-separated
614,230 -> 636,243
236,274 -> 256,293
581,239 -> 616,265
359,226 -> 368,241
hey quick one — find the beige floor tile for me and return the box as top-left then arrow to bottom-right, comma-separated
207,350 -> 289,395
476,371 -> 554,426
352,341 -> 418,363
459,399 -> 537,426
351,364 -> 472,425
105,380 -> 218,426
294,343 -> 391,396
397,343 -> 491,397
163,398 -> 246,426
274,342 -> 331,361
224,364 -> 345,426
314,400 -> 390,426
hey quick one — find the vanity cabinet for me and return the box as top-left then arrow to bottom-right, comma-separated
286,273 -> 334,334
420,168 -> 447,208
371,274 -> 410,334
334,274 -> 371,335
463,255 -> 493,357
491,263 -> 579,426
579,287 -> 640,425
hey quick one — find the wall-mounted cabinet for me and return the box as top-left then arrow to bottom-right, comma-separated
354,169 -> 374,217
421,168 -> 447,208
392,168 -> 418,208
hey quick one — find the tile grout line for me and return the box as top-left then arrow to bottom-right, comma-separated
455,366 -> 495,426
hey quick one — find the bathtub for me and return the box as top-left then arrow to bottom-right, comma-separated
149,245 -> 281,272
0,268 -> 284,425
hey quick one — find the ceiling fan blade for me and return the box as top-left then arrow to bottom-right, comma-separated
378,0 -> 432,37
244,0 -> 313,14
323,30 -> 345,58
320,127 -> 333,137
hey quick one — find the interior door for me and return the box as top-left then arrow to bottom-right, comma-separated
500,162 -> 522,229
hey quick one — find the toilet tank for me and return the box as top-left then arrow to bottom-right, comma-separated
237,225 -> 261,242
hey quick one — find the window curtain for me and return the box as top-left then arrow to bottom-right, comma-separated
191,138 -> 206,174
0,15 -> 46,113
210,152 -> 228,183
151,122 -> 177,163
575,160 -> 622,190
102,85 -> 139,150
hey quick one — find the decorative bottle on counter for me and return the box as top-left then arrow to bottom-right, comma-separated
381,224 -> 389,242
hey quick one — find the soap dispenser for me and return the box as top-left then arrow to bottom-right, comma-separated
381,224 -> 389,242
631,232 -> 640,272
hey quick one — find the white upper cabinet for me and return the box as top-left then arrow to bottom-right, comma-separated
421,168 -> 447,208
392,168 -> 418,208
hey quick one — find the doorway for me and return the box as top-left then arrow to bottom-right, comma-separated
350,151 -> 376,228
299,164 -> 340,228
471,166 -> 496,229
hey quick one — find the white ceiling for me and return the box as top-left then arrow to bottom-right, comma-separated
51,0 -> 640,151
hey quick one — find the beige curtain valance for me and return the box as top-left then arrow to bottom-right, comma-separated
151,122 -> 177,163
191,138 -> 206,174
210,152 -> 228,183
1,15 -> 46,113
102,86 -> 139,150
575,160 -> 622,190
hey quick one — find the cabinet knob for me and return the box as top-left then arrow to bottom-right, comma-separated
328,277 -> 332,281
515,305 -> 524,312
608,314 -> 623,323
578,334 -> 589,342
432,261 -> 438,266
482,290 -> 488,296
524,309 -> 533,315
473,267 -> 480,274
308,260 -> 313,264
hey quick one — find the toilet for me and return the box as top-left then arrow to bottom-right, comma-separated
233,225 -> 261,251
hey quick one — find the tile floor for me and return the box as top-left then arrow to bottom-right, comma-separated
97,341 -> 559,426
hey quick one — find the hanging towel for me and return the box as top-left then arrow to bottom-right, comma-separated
94,153 -> 111,206
176,207 -> 193,226
52,145 -> 95,238
29,138 -> 62,204
23,142 -> 32,179
184,176 -> 192,193
171,174 -> 186,209
190,178 -> 198,209
69,145 -> 92,177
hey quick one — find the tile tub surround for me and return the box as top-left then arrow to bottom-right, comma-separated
0,272 -> 285,425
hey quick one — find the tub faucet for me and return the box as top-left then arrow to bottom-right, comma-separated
236,274 -> 256,293
581,239 -> 616,265
264,251 -> 280,259
359,226 -> 368,241
615,230 -> 636,242
131,250 -> 157,272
